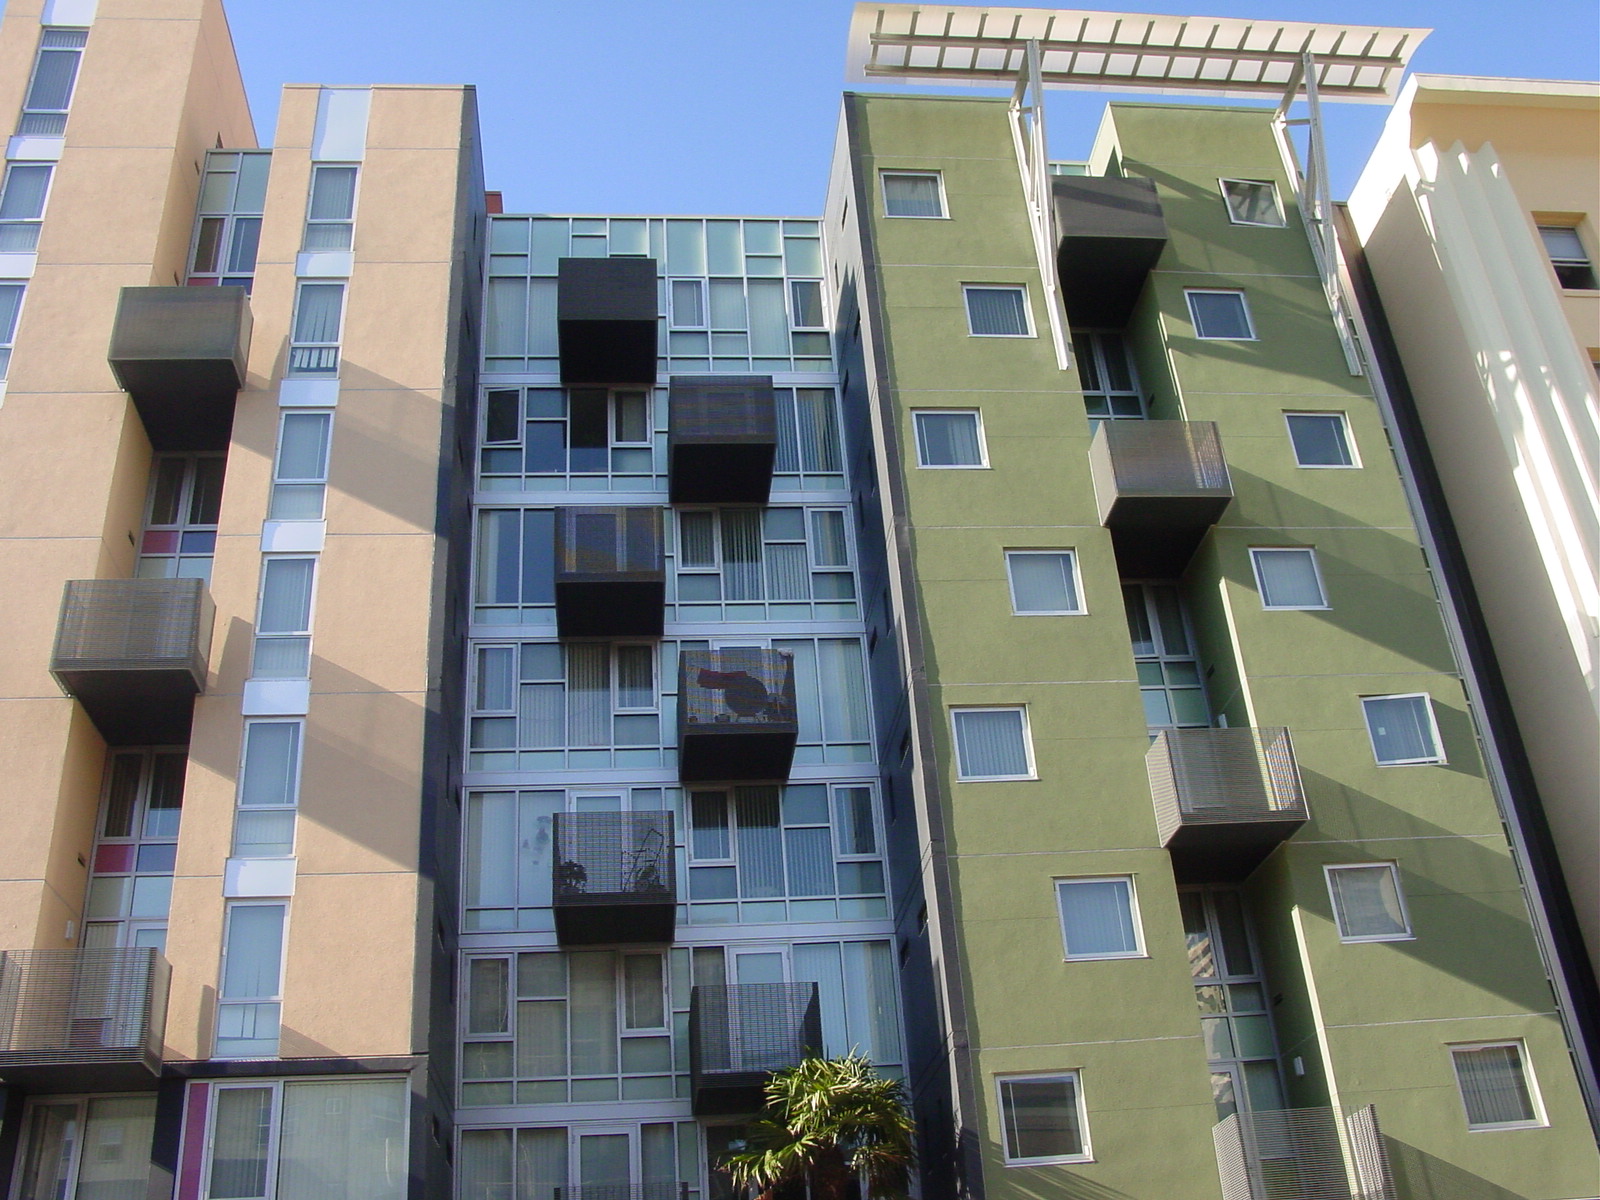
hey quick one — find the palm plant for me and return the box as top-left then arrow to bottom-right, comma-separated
721,1053 -> 914,1200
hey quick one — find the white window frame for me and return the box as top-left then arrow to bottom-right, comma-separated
301,163 -> 359,253
669,278 -> 706,328
996,1071 -> 1093,1165
1360,693 -> 1446,766
1249,547 -> 1329,610
880,170 -> 947,219
0,162 -> 53,253
268,410 -> 333,521
234,719 -> 304,858
1055,876 -> 1145,961
287,280 -> 346,377
1219,177 -> 1285,227
1449,1040 -> 1547,1131
0,279 -> 25,381
1536,222 -> 1597,291
18,28 -> 86,137
214,900 -> 288,1060
1323,862 -> 1413,943
1005,550 -> 1085,616
963,284 -> 1034,338
950,705 -> 1035,782
1284,411 -> 1360,469
251,556 -> 318,681
1185,288 -> 1256,340
912,408 -> 988,469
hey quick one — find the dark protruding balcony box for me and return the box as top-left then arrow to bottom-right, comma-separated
552,811 -> 676,945
51,578 -> 213,744
689,982 -> 821,1116
557,257 -> 658,385
107,286 -> 251,450
678,648 -> 798,783
668,375 -> 777,504
554,506 -> 665,638
1052,175 -> 1167,327
1089,420 -> 1233,576
0,947 -> 169,1091
1147,727 -> 1308,882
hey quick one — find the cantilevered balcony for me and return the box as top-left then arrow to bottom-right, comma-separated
552,811 -> 677,946
677,648 -> 798,783
553,506 -> 665,638
0,948 -> 169,1091
1147,727 -> 1307,882
557,256 -> 658,385
668,375 -> 777,504
107,286 -> 251,450
51,578 -> 213,744
1089,420 -> 1233,576
1053,175 -> 1167,327
689,982 -> 821,1116
1212,1105 -> 1397,1200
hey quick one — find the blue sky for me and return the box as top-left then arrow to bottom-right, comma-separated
209,1 -> 1599,214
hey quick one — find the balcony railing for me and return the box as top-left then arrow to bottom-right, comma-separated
1213,1105 -> 1396,1200
689,982 -> 821,1116
557,256 -> 658,385
553,506 -> 665,638
668,375 -> 777,503
552,811 -> 677,946
1147,727 -> 1307,881
1053,174 -> 1168,328
1089,420 -> 1233,576
107,286 -> 251,450
677,648 -> 798,783
0,947 -> 169,1090
51,578 -> 214,744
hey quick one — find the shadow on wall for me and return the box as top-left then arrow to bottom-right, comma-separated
1386,1134 -> 1534,1200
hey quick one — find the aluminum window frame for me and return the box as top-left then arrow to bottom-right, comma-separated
1535,221 -> 1598,291
911,408 -> 988,469
251,555 -> 319,681
301,163 -> 359,254
268,409 -> 333,521
1054,875 -> 1146,962
880,170 -> 948,219
950,705 -> 1036,782
214,900 -> 289,1061
1448,1040 -> 1548,1131
17,28 -> 87,137
1218,177 -> 1286,227
1284,410 -> 1360,469
0,162 -> 53,253
1323,862 -> 1414,944
1248,546 -> 1330,610
1360,692 -> 1446,766
1185,288 -> 1256,341
1005,550 -> 1086,616
286,280 -> 346,378
995,1071 -> 1093,1166
963,284 -> 1034,338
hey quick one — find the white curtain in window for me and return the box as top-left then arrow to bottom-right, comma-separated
259,559 -> 314,632
735,787 -> 784,899
517,999 -> 567,1079
764,542 -> 809,601
528,279 -> 558,357
278,1079 -> 407,1200
1454,1045 -> 1535,1125
486,278 -> 529,356
221,905 -> 285,999
624,954 -> 665,1029
796,389 -> 841,471
277,413 -> 331,481
817,639 -> 869,744
784,826 -> 833,896
747,279 -> 788,356
915,412 -> 979,466
25,47 -> 80,111
1364,695 -> 1435,762
843,940 -> 902,1064
0,164 -> 50,220
476,647 -> 516,712
1329,866 -> 1407,938
778,640 -> 821,745
884,174 -> 941,217
520,682 -> 565,750
954,709 -> 1027,778
308,167 -> 358,220
466,793 -> 516,908
1058,879 -> 1137,956
239,722 -> 300,807
721,510 -> 764,600
1254,549 -> 1324,607
678,511 -> 716,568
516,1127 -> 567,1200
292,283 -> 344,344
793,942 -> 847,1057
966,287 -> 1027,335
809,511 -> 848,568
708,279 -> 747,330
75,1097 -> 156,1200
517,791 -> 559,910
207,1087 -> 273,1199
458,1129 -> 513,1200
566,645 -> 609,747
1009,553 -> 1075,613
834,787 -> 875,855
616,645 -> 654,708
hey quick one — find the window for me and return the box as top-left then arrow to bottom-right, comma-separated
303,164 -> 357,251
216,901 -> 287,1058
1325,863 -> 1411,942
0,163 -> 51,252
235,721 -> 303,857
1006,551 -> 1083,615
881,171 -> 944,218
1250,548 -> 1328,609
1073,330 -> 1144,421
964,286 -> 1031,337
287,282 -> 344,376
0,281 -> 24,379
252,558 -> 316,680
951,707 -> 1033,781
16,1097 -> 158,1200
188,150 -> 269,289
1361,694 -> 1444,765
670,279 -> 705,327
674,506 -> 857,618
17,29 -> 86,136
913,410 -> 985,468
84,749 -> 185,954
1124,584 -> 1209,729
269,412 -> 332,520
1186,289 -> 1254,340
1450,1042 -> 1544,1129
997,1074 -> 1090,1164
1285,412 -> 1357,468
1220,179 -> 1285,227
136,454 -> 224,583
1056,877 -> 1142,960
1538,224 -> 1597,290
790,279 -> 825,328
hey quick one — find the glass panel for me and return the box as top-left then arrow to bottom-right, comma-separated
1286,413 -> 1352,467
459,1130 -> 512,1200
221,905 -> 285,999
259,559 -> 315,633
308,166 -> 358,220
1000,1077 -> 1082,1160
882,173 -> 942,217
1454,1045 -> 1536,1126
1210,891 -> 1254,977
1188,291 -> 1252,338
277,1079 -> 407,1200
469,958 -> 509,1034
1009,553 -> 1076,613
277,413 -> 330,482
735,787 -> 783,899
16,1103 -> 79,1200
833,787 -> 875,855
239,723 -> 300,807
1058,879 -> 1137,957
690,792 -> 731,860
1254,549 -> 1324,607
914,412 -> 980,466
1364,696 -> 1437,763
569,952 -> 618,1074
102,753 -> 143,838
953,710 -> 1027,778
624,954 -> 665,1029
1329,866 -> 1408,939
965,287 -> 1028,335
580,1134 -> 630,1188
207,1087 -> 273,1199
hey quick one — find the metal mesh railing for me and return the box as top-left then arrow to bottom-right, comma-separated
51,578 -> 211,673
669,376 -> 776,443
556,507 -> 665,579
690,982 -> 821,1084
1148,727 -> 1306,840
108,286 -> 250,366
0,948 -> 168,1070
1344,1106 -> 1396,1200
1094,419 -> 1231,496
553,811 -> 676,903
678,648 -> 797,731
1213,1107 -> 1351,1200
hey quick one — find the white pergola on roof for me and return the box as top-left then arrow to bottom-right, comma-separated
846,4 -> 1430,102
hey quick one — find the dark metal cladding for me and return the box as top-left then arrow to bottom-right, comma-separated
688,982 -> 821,1116
557,257 -> 659,385
553,506 -> 666,637
677,647 -> 798,783
1088,419 -> 1234,577
668,375 -> 777,504
551,811 -> 677,946
1052,175 -> 1168,328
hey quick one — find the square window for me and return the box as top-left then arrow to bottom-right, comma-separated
1186,290 -> 1254,340
1450,1042 -> 1544,1129
1537,225 -> 1597,290
881,171 -> 944,218
1006,551 -> 1083,615
1361,694 -> 1444,765
1285,412 -> 1357,467
1325,864 -> 1411,941
913,410 -> 986,468
1250,548 -> 1327,609
964,286 -> 1031,337
1220,179 -> 1285,227
997,1073 -> 1091,1164
951,707 -> 1033,781
1056,877 -> 1143,960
